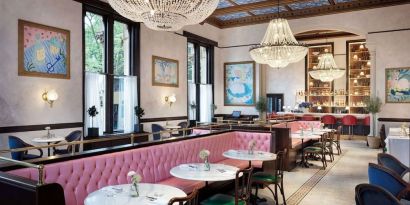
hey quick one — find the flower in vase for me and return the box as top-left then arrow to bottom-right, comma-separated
199,149 -> 210,160
248,140 -> 256,150
127,171 -> 142,184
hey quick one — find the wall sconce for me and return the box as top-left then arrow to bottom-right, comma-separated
42,89 -> 59,107
165,94 -> 176,107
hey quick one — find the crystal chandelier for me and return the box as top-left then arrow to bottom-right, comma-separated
249,17 -> 308,68
107,0 -> 219,31
309,53 -> 346,82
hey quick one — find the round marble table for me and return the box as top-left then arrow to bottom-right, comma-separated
170,163 -> 239,183
84,183 -> 186,205
165,125 -> 181,130
222,149 -> 276,167
32,136 -> 65,156
291,133 -> 321,168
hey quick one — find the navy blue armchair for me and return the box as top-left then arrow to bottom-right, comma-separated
368,163 -> 410,200
355,183 -> 402,205
151,124 -> 166,140
378,153 -> 410,178
53,130 -> 82,155
176,121 -> 188,136
8,136 -> 43,160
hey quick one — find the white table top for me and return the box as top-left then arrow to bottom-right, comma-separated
389,127 -> 409,136
291,133 -> 321,139
170,163 -> 238,182
166,125 -> 181,129
223,150 -> 276,161
84,183 -> 186,205
32,136 -> 65,143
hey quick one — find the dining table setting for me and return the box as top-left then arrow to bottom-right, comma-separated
385,126 -> 410,166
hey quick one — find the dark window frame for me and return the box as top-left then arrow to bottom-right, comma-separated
82,5 -> 140,135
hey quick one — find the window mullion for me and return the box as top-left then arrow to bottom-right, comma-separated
105,16 -> 114,133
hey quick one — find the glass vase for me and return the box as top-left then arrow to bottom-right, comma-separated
130,182 -> 139,197
204,157 -> 210,171
248,148 -> 254,155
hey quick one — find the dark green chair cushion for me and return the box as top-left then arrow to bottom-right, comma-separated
304,146 -> 322,152
251,172 -> 280,183
201,194 -> 245,205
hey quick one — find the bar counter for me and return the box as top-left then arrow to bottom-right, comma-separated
276,112 -> 369,119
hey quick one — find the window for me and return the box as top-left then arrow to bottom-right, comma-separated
187,39 -> 214,122
84,9 -> 139,135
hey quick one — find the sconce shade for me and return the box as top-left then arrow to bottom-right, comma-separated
47,90 -> 59,101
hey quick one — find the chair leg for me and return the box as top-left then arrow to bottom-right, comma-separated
280,182 -> 287,205
275,184 -> 279,205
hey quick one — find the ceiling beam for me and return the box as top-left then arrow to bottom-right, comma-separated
211,0 -> 305,16
295,31 -> 358,41
213,0 -> 410,28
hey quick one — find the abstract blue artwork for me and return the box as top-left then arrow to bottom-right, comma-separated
18,20 -> 70,79
152,56 -> 179,87
289,0 -> 330,10
217,12 -> 250,21
386,68 -> 410,103
224,62 -> 255,106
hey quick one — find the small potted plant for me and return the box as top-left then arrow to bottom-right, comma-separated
87,105 -> 99,137
134,106 -> 145,133
299,102 -> 312,113
189,101 -> 197,126
199,149 -> 210,171
365,96 -> 383,149
255,96 -> 267,121
127,171 -> 142,197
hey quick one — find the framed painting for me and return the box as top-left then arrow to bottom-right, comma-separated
152,55 -> 179,87
385,67 -> 410,103
18,19 -> 70,79
224,61 -> 256,106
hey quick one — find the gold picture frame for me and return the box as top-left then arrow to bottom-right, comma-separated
152,55 -> 179,87
18,19 -> 70,79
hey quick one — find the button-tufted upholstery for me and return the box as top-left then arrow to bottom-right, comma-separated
8,131 -> 272,205
271,121 -> 321,148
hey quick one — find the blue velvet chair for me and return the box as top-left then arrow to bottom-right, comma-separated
53,130 -> 82,155
368,163 -> 410,200
176,121 -> 188,136
8,136 -> 43,160
151,124 -> 166,140
355,183 -> 402,205
378,153 -> 410,178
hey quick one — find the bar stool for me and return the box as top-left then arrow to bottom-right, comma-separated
341,115 -> 358,140
301,114 -> 316,121
363,115 -> 371,135
321,115 -> 337,129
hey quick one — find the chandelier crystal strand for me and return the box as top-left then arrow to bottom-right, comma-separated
309,53 -> 346,82
249,18 -> 308,68
108,0 -> 219,31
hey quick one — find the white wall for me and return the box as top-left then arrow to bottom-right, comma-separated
0,0 -> 83,154
216,4 -> 410,120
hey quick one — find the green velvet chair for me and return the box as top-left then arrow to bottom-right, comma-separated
304,133 -> 327,169
169,187 -> 199,205
201,167 -> 253,205
251,149 -> 287,205
313,130 -> 335,162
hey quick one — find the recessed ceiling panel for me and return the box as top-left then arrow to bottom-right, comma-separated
289,0 -> 330,10
217,0 -> 234,9
232,0 -> 267,5
250,6 -> 287,15
217,12 -> 251,21
335,0 -> 355,3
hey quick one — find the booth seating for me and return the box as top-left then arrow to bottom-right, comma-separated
7,131 -> 272,205
272,121 -> 321,148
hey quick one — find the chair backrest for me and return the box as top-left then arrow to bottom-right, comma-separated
177,121 -> 188,136
168,187 -> 199,205
377,153 -> 408,177
8,136 -> 27,160
355,183 -> 402,205
363,116 -> 371,126
321,115 -> 337,125
326,131 -> 335,146
368,163 -> 408,199
275,149 -> 286,179
341,115 -> 358,126
151,124 -> 166,140
380,124 -> 387,150
301,114 -> 315,121
336,125 -> 342,141
65,130 -> 82,152
234,166 -> 253,205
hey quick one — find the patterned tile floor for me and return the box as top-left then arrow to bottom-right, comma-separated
255,139 -> 380,205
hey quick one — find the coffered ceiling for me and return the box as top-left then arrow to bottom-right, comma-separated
206,0 -> 410,28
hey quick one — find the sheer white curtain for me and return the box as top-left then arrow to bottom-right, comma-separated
200,84 -> 213,123
85,72 -> 106,136
123,76 -> 138,133
188,83 -> 197,120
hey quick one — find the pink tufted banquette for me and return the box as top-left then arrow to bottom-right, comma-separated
272,121 -> 321,148
8,131 -> 272,205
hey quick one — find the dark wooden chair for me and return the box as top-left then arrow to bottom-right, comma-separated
168,187 -> 199,205
201,167 -> 253,205
380,124 -> 387,153
377,153 -> 410,178
355,183 -> 402,205
252,149 -> 287,205
314,131 -> 335,162
333,125 -> 342,155
304,133 -> 327,169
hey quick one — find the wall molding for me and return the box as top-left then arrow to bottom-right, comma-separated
378,118 -> 410,122
140,116 -> 187,123
0,122 -> 84,134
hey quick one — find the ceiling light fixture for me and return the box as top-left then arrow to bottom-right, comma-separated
107,0 -> 219,31
249,0 -> 308,69
309,53 -> 345,82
